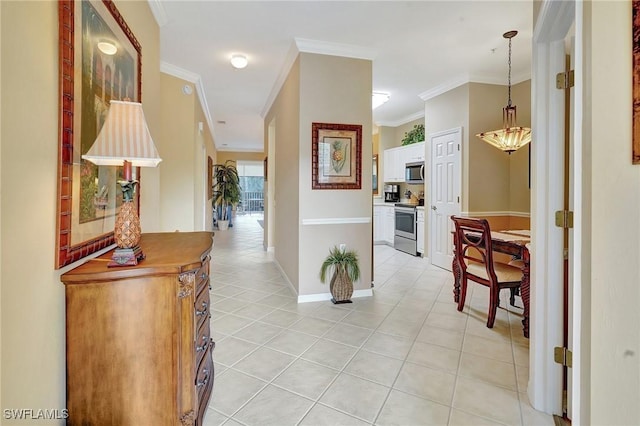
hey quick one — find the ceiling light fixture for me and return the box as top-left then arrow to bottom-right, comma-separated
230,54 -> 248,69
97,40 -> 117,56
476,30 -> 531,154
372,92 -> 390,110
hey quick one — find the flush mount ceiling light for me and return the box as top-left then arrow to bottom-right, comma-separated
97,40 -> 117,55
230,54 -> 248,69
372,92 -> 390,110
476,30 -> 531,154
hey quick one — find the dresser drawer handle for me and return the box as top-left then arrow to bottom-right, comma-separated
196,336 -> 210,352
196,369 -> 209,388
195,301 -> 208,316
201,272 -> 208,280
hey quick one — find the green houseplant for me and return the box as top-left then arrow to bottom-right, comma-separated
319,246 -> 360,304
212,160 -> 241,230
401,124 -> 425,146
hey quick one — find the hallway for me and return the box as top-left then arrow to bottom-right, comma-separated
204,215 -> 553,425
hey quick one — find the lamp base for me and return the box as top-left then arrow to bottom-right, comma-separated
108,246 -> 145,267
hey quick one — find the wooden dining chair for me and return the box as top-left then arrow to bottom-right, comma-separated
450,216 -> 523,328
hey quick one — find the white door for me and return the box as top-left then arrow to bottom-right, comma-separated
429,127 -> 461,271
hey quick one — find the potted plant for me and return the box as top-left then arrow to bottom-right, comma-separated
212,160 -> 241,230
319,246 -> 360,304
401,124 -> 425,145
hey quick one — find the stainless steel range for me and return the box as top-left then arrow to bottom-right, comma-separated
394,204 -> 417,256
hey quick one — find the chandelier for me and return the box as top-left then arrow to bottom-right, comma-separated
476,30 -> 531,154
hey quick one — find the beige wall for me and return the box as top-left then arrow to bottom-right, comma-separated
0,1 -> 160,422
159,73 -> 216,232
297,52 -> 373,296
263,53 -> 372,296
423,81 -> 531,216
217,151 -> 265,164
263,57 -> 301,292
586,2 -> 640,423
0,1 -> 160,425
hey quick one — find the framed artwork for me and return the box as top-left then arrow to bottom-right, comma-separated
372,154 -> 379,195
311,122 -> 362,190
56,0 -> 142,268
633,0 -> 640,163
208,156 -> 214,199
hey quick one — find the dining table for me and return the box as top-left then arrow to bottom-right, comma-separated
452,229 -> 531,338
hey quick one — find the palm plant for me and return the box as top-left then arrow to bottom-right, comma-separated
319,246 -> 360,303
212,160 -> 241,222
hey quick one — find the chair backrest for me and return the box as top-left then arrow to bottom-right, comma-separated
450,216 -> 496,281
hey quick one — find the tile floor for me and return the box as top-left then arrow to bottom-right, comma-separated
203,214 -> 553,426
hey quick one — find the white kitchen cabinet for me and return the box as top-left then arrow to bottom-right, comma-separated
384,206 -> 395,245
383,148 -> 403,182
417,208 -> 425,255
383,142 -> 425,183
403,141 -> 425,163
373,205 -> 395,245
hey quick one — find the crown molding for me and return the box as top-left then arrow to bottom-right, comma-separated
261,41 -> 300,118
147,0 -> 168,27
215,146 -> 264,153
376,110 -> 424,128
160,61 -> 218,148
418,71 -> 531,102
294,37 -> 378,60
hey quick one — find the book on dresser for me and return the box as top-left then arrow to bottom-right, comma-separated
61,232 -> 215,426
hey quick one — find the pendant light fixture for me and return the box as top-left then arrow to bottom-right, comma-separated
476,30 -> 531,154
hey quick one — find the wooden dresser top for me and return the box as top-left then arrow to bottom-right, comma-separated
61,232 -> 214,284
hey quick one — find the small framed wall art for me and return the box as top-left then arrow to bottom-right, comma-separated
311,122 -> 362,190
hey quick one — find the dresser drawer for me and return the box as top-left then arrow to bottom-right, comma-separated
196,343 -> 214,404
195,257 -> 211,292
194,282 -> 210,332
195,319 -> 212,368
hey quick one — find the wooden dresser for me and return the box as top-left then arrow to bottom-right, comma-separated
61,232 -> 215,426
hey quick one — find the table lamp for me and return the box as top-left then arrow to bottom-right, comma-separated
82,100 -> 162,266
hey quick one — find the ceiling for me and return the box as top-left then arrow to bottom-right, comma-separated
150,1 -> 533,153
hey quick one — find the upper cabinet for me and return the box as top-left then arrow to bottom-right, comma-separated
383,142 -> 425,183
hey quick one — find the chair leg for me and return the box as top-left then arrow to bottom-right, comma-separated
487,287 -> 499,328
457,276 -> 468,312
510,287 -> 517,306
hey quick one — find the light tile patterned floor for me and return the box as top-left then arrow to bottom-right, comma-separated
203,215 -> 553,426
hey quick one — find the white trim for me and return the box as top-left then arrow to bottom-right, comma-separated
147,0 -> 168,27
266,246 -> 275,253
529,0 -> 576,417
216,146 -> 264,153
301,217 -> 371,226
160,62 -> 217,151
418,73 -> 531,102
298,288 -> 373,304
294,38 -> 377,61
461,211 -> 531,218
273,258 -> 298,299
261,41 -> 299,118
375,110 -> 425,128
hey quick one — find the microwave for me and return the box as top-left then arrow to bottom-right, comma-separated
405,161 -> 424,184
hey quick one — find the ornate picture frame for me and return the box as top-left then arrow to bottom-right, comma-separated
56,0 -> 142,268
633,0 -> 640,163
311,122 -> 362,190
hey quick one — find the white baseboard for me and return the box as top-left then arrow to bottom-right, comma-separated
298,288 -> 373,304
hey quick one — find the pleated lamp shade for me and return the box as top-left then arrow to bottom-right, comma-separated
82,100 -> 162,168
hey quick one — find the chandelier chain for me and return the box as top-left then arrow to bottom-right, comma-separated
507,36 -> 512,107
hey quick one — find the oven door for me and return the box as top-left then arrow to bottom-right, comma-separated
394,207 -> 416,240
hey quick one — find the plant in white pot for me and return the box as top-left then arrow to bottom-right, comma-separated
212,160 -> 241,230
319,246 -> 360,304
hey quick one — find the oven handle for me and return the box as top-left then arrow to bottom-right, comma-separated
395,206 -> 417,214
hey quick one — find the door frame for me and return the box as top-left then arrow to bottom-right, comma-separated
530,0 -> 582,420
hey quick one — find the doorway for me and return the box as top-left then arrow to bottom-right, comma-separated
236,161 -> 265,218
